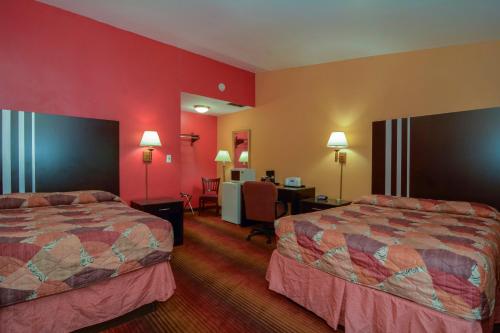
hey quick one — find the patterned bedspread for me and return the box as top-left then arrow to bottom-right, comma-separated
0,191 -> 173,307
275,195 -> 500,321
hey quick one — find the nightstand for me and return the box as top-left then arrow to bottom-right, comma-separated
131,198 -> 184,246
300,198 -> 351,213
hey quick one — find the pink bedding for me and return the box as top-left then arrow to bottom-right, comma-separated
0,191 -> 174,307
267,250 -> 498,333
274,195 -> 500,321
0,261 -> 175,333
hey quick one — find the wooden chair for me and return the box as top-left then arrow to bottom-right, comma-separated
198,177 -> 221,215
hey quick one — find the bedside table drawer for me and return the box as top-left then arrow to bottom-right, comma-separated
145,204 -> 182,220
131,199 -> 184,246
301,202 -> 329,213
300,199 -> 351,214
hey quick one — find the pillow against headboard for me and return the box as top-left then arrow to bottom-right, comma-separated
356,195 -> 499,220
0,191 -> 121,210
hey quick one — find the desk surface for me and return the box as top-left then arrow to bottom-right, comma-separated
278,186 -> 315,191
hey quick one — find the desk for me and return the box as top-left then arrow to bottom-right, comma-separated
277,186 -> 316,215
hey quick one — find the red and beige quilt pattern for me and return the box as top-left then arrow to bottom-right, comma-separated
275,195 -> 500,321
0,191 -> 173,307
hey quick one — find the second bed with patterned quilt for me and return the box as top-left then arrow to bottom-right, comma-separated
274,195 -> 500,322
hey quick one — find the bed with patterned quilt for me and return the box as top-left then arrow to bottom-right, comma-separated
267,195 -> 500,333
0,191 -> 176,332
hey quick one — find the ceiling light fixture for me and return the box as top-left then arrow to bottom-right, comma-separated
194,105 -> 210,113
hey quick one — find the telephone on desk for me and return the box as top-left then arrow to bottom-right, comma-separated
316,194 -> 328,201
284,177 -> 302,188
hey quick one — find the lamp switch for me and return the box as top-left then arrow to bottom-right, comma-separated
166,154 -> 172,163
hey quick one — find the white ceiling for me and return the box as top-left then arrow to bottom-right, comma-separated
181,92 -> 251,116
40,0 -> 500,72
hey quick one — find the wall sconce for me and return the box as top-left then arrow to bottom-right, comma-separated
238,151 -> 249,166
214,150 -> 231,182
327,131 -> 348,200
140,131 -> 162,199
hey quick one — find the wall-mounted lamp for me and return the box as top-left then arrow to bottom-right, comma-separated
214,150 -> 231,182
140,130 -> 162,199
238,151 -> 249,166
327,131 -> 348,200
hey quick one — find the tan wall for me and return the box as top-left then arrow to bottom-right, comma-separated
217,41 -> 500,201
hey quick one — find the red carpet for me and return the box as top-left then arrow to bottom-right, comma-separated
105,214 -> 337,332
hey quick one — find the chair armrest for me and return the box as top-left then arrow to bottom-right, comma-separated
275,201 -> 288,219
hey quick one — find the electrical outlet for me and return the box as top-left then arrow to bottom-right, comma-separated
166,154 -> 172,163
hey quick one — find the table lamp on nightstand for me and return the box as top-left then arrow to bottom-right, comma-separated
140,130 -> 162,200
215,150 -> 231,182
327,131 -> 348,201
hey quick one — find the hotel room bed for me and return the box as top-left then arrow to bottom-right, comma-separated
267,195 -> 500,333
0,191 -> 176,332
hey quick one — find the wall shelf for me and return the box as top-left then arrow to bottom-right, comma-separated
180,133 -> 200,146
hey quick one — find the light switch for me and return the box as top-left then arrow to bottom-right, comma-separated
166,155 -> 172,163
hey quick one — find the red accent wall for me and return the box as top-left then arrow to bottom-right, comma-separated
0,0 -> 254,202
180,112 -> 218,208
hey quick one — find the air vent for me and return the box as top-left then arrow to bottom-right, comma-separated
227,102 -> 245,108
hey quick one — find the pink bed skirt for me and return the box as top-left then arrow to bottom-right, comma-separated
266,250 -> 498,333
0,262 -> 176,333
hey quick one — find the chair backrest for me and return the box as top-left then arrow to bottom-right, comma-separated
202,177 -> 220,194
242,181 -> 278,223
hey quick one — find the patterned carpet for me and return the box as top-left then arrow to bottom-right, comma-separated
105,214 -> 337,333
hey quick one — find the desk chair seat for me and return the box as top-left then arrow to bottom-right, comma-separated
242,181 -> 287,244
200,192 -> 218,198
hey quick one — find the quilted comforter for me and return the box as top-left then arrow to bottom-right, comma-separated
0,191 -> 173,307
275,195 -> 500,321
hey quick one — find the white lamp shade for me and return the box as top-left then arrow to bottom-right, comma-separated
214,150 -> 231,163
140,131 -> 162,147
238,151 -> 249,163
327,131 -> 348,149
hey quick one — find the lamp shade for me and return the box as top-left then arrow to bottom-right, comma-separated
327,132 -> 348,149
140,131 -> 162,147
238,151 -> 249,163
214,150 -> 231,163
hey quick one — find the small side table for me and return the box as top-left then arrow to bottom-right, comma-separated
300,198 -> 351,214
131,198 -> 184,246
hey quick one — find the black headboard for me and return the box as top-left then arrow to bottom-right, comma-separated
372,107 -> 500,210
1,110 -> 119,195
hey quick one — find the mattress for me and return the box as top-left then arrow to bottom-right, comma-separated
274,195 -> 500,321
0,191 -> 174,307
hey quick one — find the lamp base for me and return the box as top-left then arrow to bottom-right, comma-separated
338,152 -> 347,164
143,149 -> 153,163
